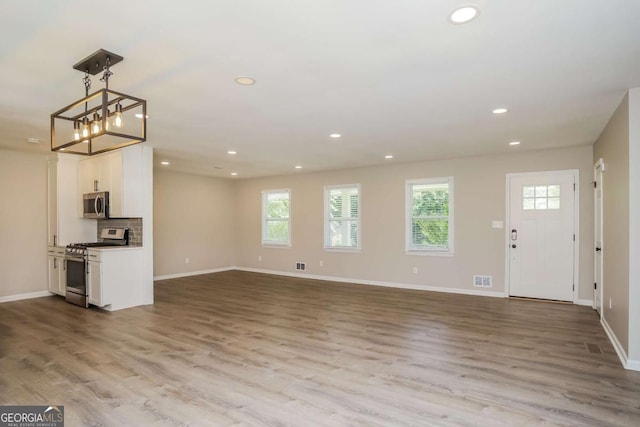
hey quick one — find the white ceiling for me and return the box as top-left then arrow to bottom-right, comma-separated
2,1 -> 640,178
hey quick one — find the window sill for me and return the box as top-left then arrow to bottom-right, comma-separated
262,243 -> 291,249
324,247 -> 361,254
405,250 -> 454,257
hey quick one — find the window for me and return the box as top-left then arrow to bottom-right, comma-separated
324,184 -> 360,250
406,177 -> 454,254
522,184 -> 560,210
262,189 -> 290,246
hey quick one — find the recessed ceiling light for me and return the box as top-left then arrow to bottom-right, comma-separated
448,5 -> 480,24
230,172 -> 238,176
295,165 -> 302,169
492,108 -> 508,114
161,161 -> 170,165
135,113 -> 149,119
509,141 -> 521,146
385,155 -> 394,159
235,76 -> 255,85
227,150 -> 237,155
329,133 -> 341,138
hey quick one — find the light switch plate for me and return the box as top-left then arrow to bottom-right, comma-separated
492,220 -> 504,229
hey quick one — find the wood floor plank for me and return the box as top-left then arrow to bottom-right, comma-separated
1,270 -> 640,426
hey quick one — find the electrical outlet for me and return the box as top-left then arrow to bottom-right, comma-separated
258,255 -> 262,262
412,267 -> 418,274
609,297 -> 612,309
319,260 -> 324,267
185,257 -> 190,264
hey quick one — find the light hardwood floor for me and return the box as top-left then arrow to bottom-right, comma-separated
1,271 -> 639,426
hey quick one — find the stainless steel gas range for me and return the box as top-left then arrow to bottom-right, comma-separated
65,228 -> 129,307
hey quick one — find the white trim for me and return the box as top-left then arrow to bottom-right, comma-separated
261,188 -> 291,247
577,299 -> 593,306
0,290 -> 53,304
406,250 -> 454,257
593,158 -> 605,312
628,359 -> 640,371
153,267 -> 235,281
601,316 -> 635,370
324,183 -> 361,251
505,169 -> 580,303
405,176 -> 454,254
234,266 -> 506,298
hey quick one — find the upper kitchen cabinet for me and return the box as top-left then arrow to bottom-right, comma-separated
48,154 -> 96,246
78,146 -> 143,218
78,154 -> 112,194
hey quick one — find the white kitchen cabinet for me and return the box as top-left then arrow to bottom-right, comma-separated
48,155 -> 96,246
47,159 -> 58,246
87,247 -> 143,310
47,246 -> 66,296
78,146 -> 142,218
88,257 -> 103,306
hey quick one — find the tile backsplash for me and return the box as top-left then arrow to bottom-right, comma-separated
97,218 -> 143,246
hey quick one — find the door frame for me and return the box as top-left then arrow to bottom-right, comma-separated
593,158 -> 605,313
504,169 -> 580,303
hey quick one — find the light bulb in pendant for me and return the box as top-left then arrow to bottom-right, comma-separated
91,112 -> 101,134
73,121 -> 81,141
114,103 -> 123,128
82,117 -> 90,138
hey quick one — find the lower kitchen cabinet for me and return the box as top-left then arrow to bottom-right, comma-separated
47,246 -> 66,296
87,247 -> 143,310
88,258 -> 102,306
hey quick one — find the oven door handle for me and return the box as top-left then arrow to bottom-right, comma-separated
66,255 -> 86,263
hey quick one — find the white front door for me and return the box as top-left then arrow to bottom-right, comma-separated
508,171 -> 577,301
594,159 -> 604,314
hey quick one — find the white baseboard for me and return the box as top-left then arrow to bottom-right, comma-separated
600,316 -> 638,370
154,267 -> 235,281
235,267 -> 507,298
627,359 -> 640,371
0,290 -> 53,304
577,299 -> 593,306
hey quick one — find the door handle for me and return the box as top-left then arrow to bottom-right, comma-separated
595,247 -> 602,252
511,229 -> 518,241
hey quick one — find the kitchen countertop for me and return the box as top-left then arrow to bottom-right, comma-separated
87,246 -> 143,251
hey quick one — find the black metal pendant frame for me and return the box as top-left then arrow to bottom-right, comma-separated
51,88 -> 147,156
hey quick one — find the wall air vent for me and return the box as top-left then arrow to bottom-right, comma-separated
473,275 -> 492,288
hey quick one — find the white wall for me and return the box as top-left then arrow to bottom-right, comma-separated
153,170 -> 236,278
0,149 -> 49,299
594,94 -> 630,354
234,145 -> 594,299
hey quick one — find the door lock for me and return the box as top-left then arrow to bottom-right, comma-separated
595,247 -> 602,252
512,244 -> 517,249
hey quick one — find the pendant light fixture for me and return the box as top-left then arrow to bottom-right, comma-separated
51,49 -> 147,155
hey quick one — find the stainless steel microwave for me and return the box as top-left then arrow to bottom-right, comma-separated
83,191 -> 109,219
